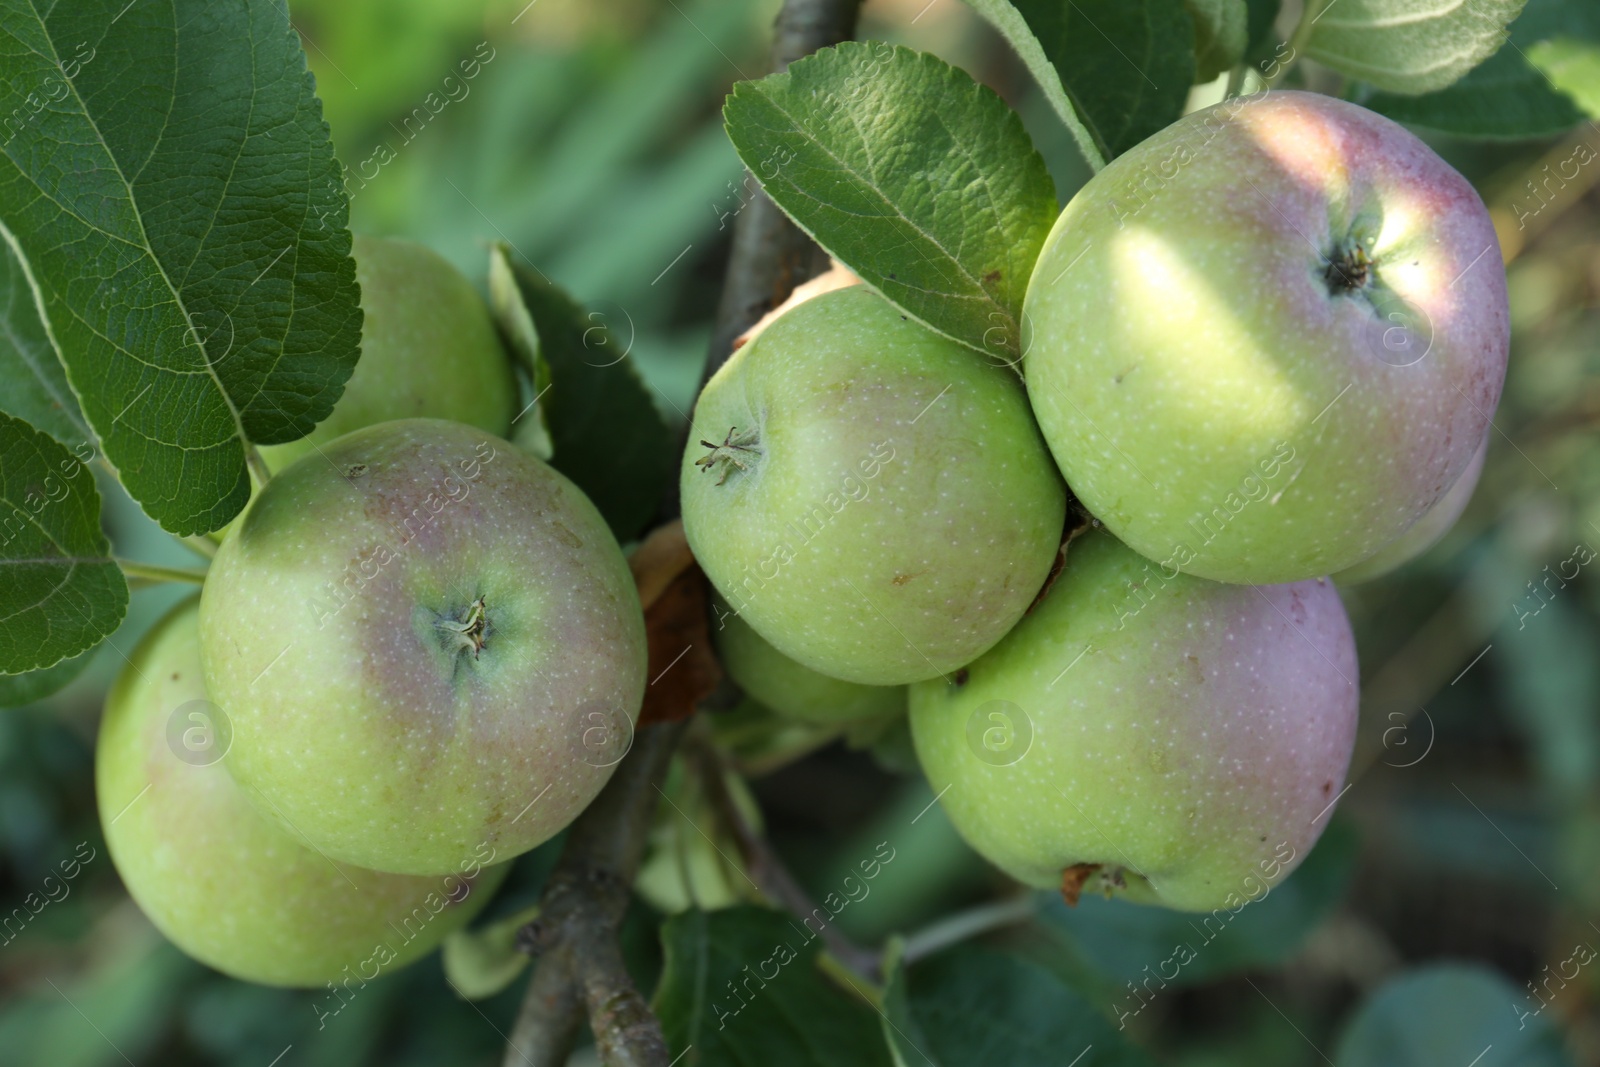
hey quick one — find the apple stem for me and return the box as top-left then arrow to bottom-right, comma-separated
686,725 -> 884,981
116,558 -> 208,587
899,894 -> 1038,966
177,533 -> 218,560
1268,0 -> 1332,90
245,443 -> 272,489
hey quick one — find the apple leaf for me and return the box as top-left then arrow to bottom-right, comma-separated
0,412 -> 127,675
1244,0 -> 1284,57
1305,0 -> 1527,95
1334,965 -> 1572,1067
653,906 -> 893,1067
441,903 -> 540,1001
883,946 -> 1155,1067
964,0 -> 1195,164
723,43 -> 1057,359
1361,0 -> 1599,136
959,1 -> 1107,171
1363,47 -> 1587,136
487,246 -> 554,461
0,242 -> 91,454
0,0 -> 361,536
493,252 -> 673,542
1186,0 -> 1249,81
1527,36 -> 1600,115
0,647 -> 93,708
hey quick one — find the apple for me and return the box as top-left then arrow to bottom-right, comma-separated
98,596 -> 508,987
711,594 -> 906,725
1022,90 -> 1509,585
908,528 -> 1358,912
1335,439 -> 1486,584
199,418 -> 647,875
681,286 -> 1067,686
260,234 -> 517,472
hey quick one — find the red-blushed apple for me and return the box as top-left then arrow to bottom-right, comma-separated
1022,90 -> 1509,585
681,286 -> 1067,686
909,529 -> 1358,912
1335,438 -> 1487,584
259,235 -> 516,472
98,596 -> 508,987
711,593 -> 906,725
200,418 -> 647,875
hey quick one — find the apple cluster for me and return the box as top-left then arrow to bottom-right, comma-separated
98,238 -> 649,986
683,92 -> 1509,912
95,89 -> 1511,988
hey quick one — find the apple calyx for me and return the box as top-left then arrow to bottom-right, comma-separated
1323,239 -> 1374,295
694,425 -> 762,486
437,596 -> 491,660
1060,862 -> 1138,906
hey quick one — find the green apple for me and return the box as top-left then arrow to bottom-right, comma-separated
98,596 -> 508,987
260,234 -> 516,472
711,594 -> 906,725
1023,91 -> 1509,584
681,286 -> 1066,686
200,418 -> 647,875
909,529 -> 1358,912
1335,439 -> 1486,584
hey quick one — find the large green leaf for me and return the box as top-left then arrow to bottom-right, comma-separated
1361,0 -> 1600,136
0,412 -> 126,674
1244,0 -> 1284,58
1186,0 -> 1249,81
1030,820 -> 1356,996
884,947 -> 1154,1067
0,647 -> 93,708
1335,964 -> 1572,1067
723,43 -> 1057,360
1306,0 -> 1527,94
492,250 -> 672,542
965,0 -> 1195,163
0,241 -> 89,452
654,906 -> 893,1067
1364,46 -> 1586,136
0,0 -> 360,535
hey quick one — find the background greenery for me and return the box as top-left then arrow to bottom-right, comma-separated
1,0 -> 1598,1063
